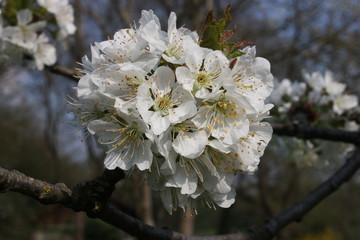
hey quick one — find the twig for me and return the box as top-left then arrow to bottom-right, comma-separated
47,64 -> 79,82
2,146 -> 360,239
273,124 -> 360,146
71,168 -> 125,213
245,148 -> 360,239
0,166 -> 247,240
0,168 -> 72,205
1,145 -> 360,239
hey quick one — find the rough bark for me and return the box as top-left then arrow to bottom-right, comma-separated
1,147 -> 359,240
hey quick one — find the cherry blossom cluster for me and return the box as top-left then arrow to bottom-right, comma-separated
0,0 -> 76,69
270,70 -> 359,167
271,70 -> 358,124
70,10 -> 273,213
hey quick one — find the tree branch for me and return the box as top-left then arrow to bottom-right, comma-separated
273,124 -> 360,146
71,168 -> 125,214
47,64 -> 79,82
0,168 -> 72,205
245,148 -> 360,239
0,166 -> 247,240
1,147 -> 359,240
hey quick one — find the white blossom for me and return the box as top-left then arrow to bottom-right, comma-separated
192,91 -> 252,146
303,70 -> 358,114
172,126 -> 208,159
140,11 -> 199,64
70,10 -> 274,213
32,34 -> 56,70
1,9 -> 46,49
333,94 -> 358,115
137,66 -> 197,135
176,48 -> 230,98
270,78 -> 306,113
37,0 -> 76,37
225,46 -> 273,113
88,117 -> 153,171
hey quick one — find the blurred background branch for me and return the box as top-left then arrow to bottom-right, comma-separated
1,0 -> 359,239
273,125 -> 360,146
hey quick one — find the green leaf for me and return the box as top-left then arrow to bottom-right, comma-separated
227,50 -> 245,59
221,4 -> 232,28
201,5 -> 232,50
201,24 -> 222,50
200,5 -> 256,59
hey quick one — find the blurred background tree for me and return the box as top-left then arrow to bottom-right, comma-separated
0,0 -> 359,239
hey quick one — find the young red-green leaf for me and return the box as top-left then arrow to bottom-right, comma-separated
220,30 -> 236,43
234,41 -> 255,48
227,50 -> 245,59
201,5 -> 232,50
200,5 -> 253,59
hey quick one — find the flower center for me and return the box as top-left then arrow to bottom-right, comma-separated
154,94 -> 173,116
112,122 -> 143,148
192,72 -> 212,94
164,44 -> 183,60
203,94 -> 240,131
121,75 -> 145,101
125,75 -> 144,86
173,122 -> 193,132
214,96 -> 238,117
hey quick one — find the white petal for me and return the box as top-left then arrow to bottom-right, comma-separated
204,50 -> 229,75
28,21 -> 47,31
17,9 -> 32,26
194,87 -> 211,99
87,120 -> 119,142
326,81 -> 345,96
231,140 -> 260,173
333,94 -> 358,114
115,97 -> 135,115
104,151 -> 124,170
136,81 -> 155,122
167,12 -> 177,43
160,188 -> 175,215
175,67 -> 194,92
173,130 -> 208,159
162,54 -> 186,65
156,129 -> 177,175
168,101 -> 197,123
152,66 -> 175,95
105,140 -> 153,171
222,119 -> 250,146
133,140 -> 153,170
139,10 -> 161,27
160,150 -> 177,175
166,165 -> 198,195
148,112 -> 170,135
213,188 -> 236,208
77,74 -> 97,97
211,173 -> 234,194
249,122 -> 273,156
184,40 -> 204,73
140,20 -> 167,52
253,57 -> 272,80
208,139 -> 231,153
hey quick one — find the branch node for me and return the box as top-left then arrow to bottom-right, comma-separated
70,168 -> 125,215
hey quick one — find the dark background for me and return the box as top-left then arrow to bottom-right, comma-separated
0,0 -> 359,239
